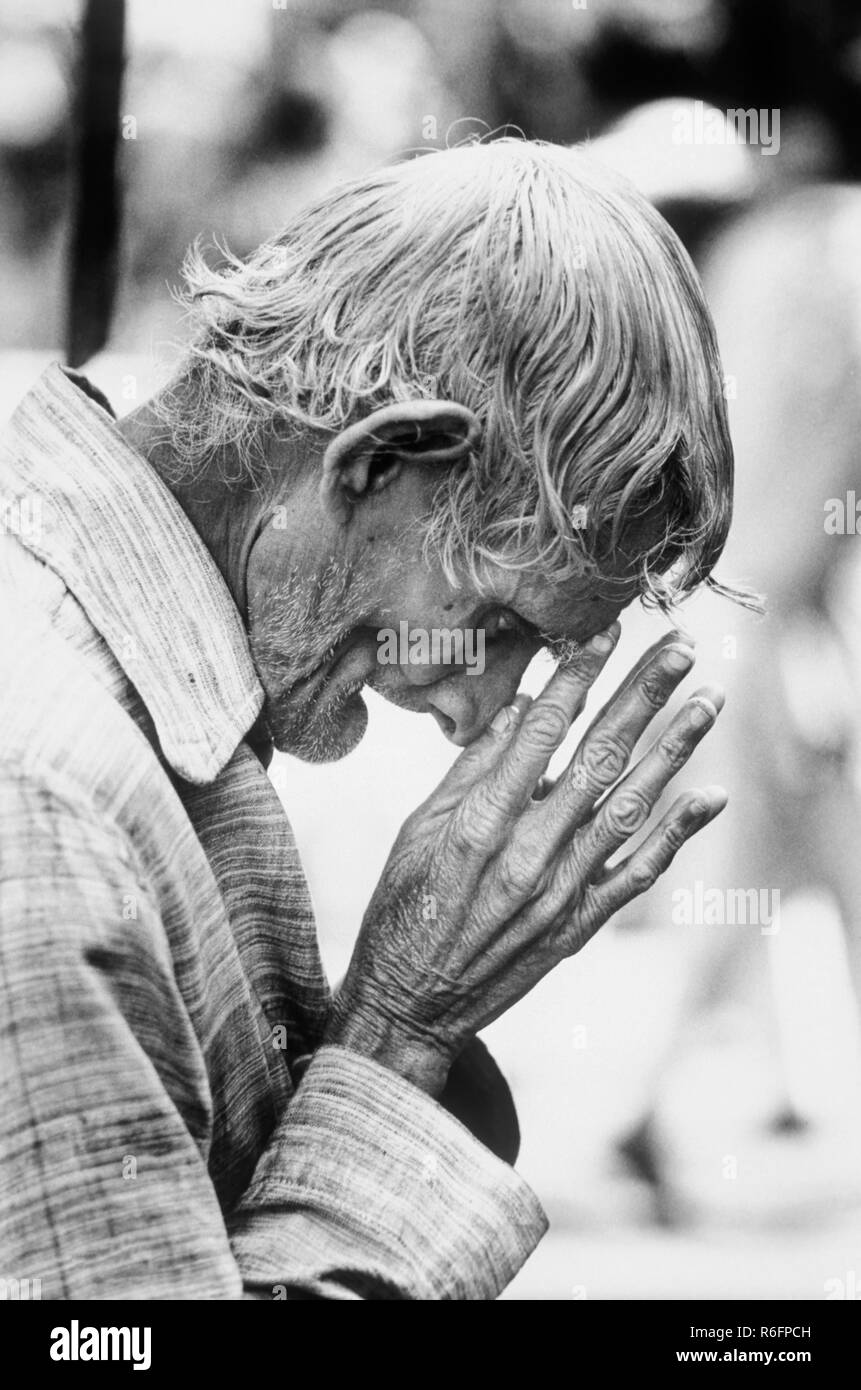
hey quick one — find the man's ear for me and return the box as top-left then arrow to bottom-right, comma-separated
320,400 -> 480,524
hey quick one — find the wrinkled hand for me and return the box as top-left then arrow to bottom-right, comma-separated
325,626 -> 726,1096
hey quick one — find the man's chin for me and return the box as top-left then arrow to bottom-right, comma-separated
268,688 -> 370,764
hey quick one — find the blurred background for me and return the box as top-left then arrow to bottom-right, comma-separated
3,0 -> 861,1299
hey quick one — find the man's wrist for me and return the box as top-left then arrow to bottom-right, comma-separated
323,1000 -> 451,1098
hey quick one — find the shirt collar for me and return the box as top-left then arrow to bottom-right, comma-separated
0,362 -> 264,784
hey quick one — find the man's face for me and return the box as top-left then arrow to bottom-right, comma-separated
245,468 -> 632,763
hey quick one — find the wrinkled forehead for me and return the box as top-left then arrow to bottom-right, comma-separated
498,513 -> 659,630
511,566 -> 641,645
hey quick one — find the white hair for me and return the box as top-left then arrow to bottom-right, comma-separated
157,138 -> 744,607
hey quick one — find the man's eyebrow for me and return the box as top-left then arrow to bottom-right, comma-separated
501,604 -> 587,662
473,601 -> 589,662
502,609 -> 578,657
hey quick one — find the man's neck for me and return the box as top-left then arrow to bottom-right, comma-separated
116,398 -> 269,622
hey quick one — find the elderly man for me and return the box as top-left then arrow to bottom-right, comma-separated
0,140 -> 733,1300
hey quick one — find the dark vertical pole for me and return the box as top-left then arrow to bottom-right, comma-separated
65,0 -> 126,368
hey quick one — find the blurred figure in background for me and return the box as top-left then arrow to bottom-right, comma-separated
592,100 -> 861,1227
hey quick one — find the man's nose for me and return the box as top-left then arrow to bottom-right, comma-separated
419,657 -> 530,746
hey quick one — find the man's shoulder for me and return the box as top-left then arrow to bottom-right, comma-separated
0,573 -> 167,822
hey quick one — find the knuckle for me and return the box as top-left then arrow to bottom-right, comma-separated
604,788 -> 651,836
627,858 -> 660,894
477,779 -> 511,821
548,849 -> 580,904
452,781 -> 514,852
497,851 -> 540,897
559,888 -> 600,945
580,732 -> 629,786
447,820 -> 470,856
661,818 -> 690,855
521,702 -> 570,750
638,671 -> 671,712
554,924 -> 582,958
448,803 -> 486,854
656,732 -> 691,774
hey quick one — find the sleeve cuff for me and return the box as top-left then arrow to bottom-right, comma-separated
229,1044 -> 547,1300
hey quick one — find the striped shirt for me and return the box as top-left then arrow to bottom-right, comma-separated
0,364 -> 546,1301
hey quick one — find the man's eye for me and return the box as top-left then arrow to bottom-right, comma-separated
483,608 -> 528,641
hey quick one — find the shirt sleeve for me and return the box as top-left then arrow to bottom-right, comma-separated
0,772 -> 546,1300
227,1045 -> 547,1300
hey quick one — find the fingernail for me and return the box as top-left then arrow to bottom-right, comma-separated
665,644 -> 695,672
589,621 -> 621,654
689,698 -> 717,727
490,703 -> 520,734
